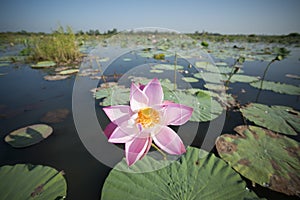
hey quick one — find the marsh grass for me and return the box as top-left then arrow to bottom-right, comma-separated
30,26 -> 82,64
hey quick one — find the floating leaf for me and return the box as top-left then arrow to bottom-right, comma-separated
149,69 -> 164,73
93,84 -> 130,106
0,63 -> 10,67
151,64 -> 184,70
4,124 -> 53,148
195,61 -> 218,72
240,103 -> 300,135
0,164 -> 67,199
164,89 -> 223,122
215,62 -> 228,67
58,69 -> 79,75
181,77 -> 198,82
194,72 -> 226,83
102,147 -> 261,200
123,58 -> 132,61
227,74 -> 260,83
31,61 -> 56,68
285,74 -> 300,80
128,76 -> 175,89
98,57 -> 110,62
250,81 -> 300,95
216,125 -> 300,196
204,83 -> 227,91
44,75 -> 70,81
40,109 -> 70,123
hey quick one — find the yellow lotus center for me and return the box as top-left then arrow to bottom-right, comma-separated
136,107 -> 160,128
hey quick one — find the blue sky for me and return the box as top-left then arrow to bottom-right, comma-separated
0,0 -> 299,34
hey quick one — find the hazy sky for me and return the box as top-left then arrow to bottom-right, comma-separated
0,0 -> 299,34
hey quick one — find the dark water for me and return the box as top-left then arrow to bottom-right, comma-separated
0,46 -> 299,200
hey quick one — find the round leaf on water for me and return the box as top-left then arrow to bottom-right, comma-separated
0,164 -> 67,199
101,147 -> 261,200
4,124 -> 53,148
44,75 -> 70,81
240,103 -> 300,135
92,84 -> 130,106
123,58 -> 132,61
250,81 -> 300,95
204,83 -> 228,91
181,77 -> 199,83
216,125 -> 300,196
151,64 -> 184,70
58,69 -> 79,75
195,61 -> 215,70
227,74 -> 260,83
164,89 -> 223,122
150,69 -> 164,73
31,61 -> 56,68
194,72 -> 226,83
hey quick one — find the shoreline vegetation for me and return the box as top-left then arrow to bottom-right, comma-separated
0,27 -> 299,64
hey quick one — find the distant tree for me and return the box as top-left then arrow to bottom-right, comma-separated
87,29 -> 95,35
77,30 -> 85,35
287,32 -> 300,37
107,28 -> 117,35
95,29 -> 101,35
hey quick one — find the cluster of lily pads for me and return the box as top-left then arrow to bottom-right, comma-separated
1,31 -> 299,199
89,32 -> 300,199
0,108 -> 69,199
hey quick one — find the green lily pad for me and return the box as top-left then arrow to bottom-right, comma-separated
44,75 -> 70,81
181,77 -> 199,82
123,58 -> 132,61
0,164 -> 67,199
149,69 -> 164,73
58,69 -> 79,75
0,63 -> 10,67
164,89 -> 223,122
151,64 -> 184,70
204,83 -> 228,91
227,74 -> 260,83
128,76 -> 175,90
215,62 -> 228,66
98,57 -> 110,62
286,74 -> 300,80
4,124 -> 53,148
216,125 -> 300,196
194,72 -> 226,83
93,84 -> 130,106
250,81 -> 300,95
195,61 -> 215,69
240,103 -> 300,135
101,147 -> 261,200
31,61 -> 56,68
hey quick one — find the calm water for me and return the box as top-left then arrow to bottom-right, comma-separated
0,45 -> 299,200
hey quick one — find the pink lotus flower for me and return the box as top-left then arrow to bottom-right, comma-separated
103,78 -> 193,166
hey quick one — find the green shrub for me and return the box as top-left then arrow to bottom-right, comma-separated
30,26 -> 81,63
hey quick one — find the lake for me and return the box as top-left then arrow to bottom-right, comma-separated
0,35 -> 299,199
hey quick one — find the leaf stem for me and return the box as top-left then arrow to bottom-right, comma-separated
255,59 -> 276,102
151,143 -> 167,160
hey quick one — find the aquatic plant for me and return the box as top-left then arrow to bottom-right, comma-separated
216,125 -> 300,196
30,26 -> 82,64
101,147 -> 261,199
102,78 -> 193,166
0,164 -> 67,199
225,56 -> 245,87
255,47 -> 290,101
